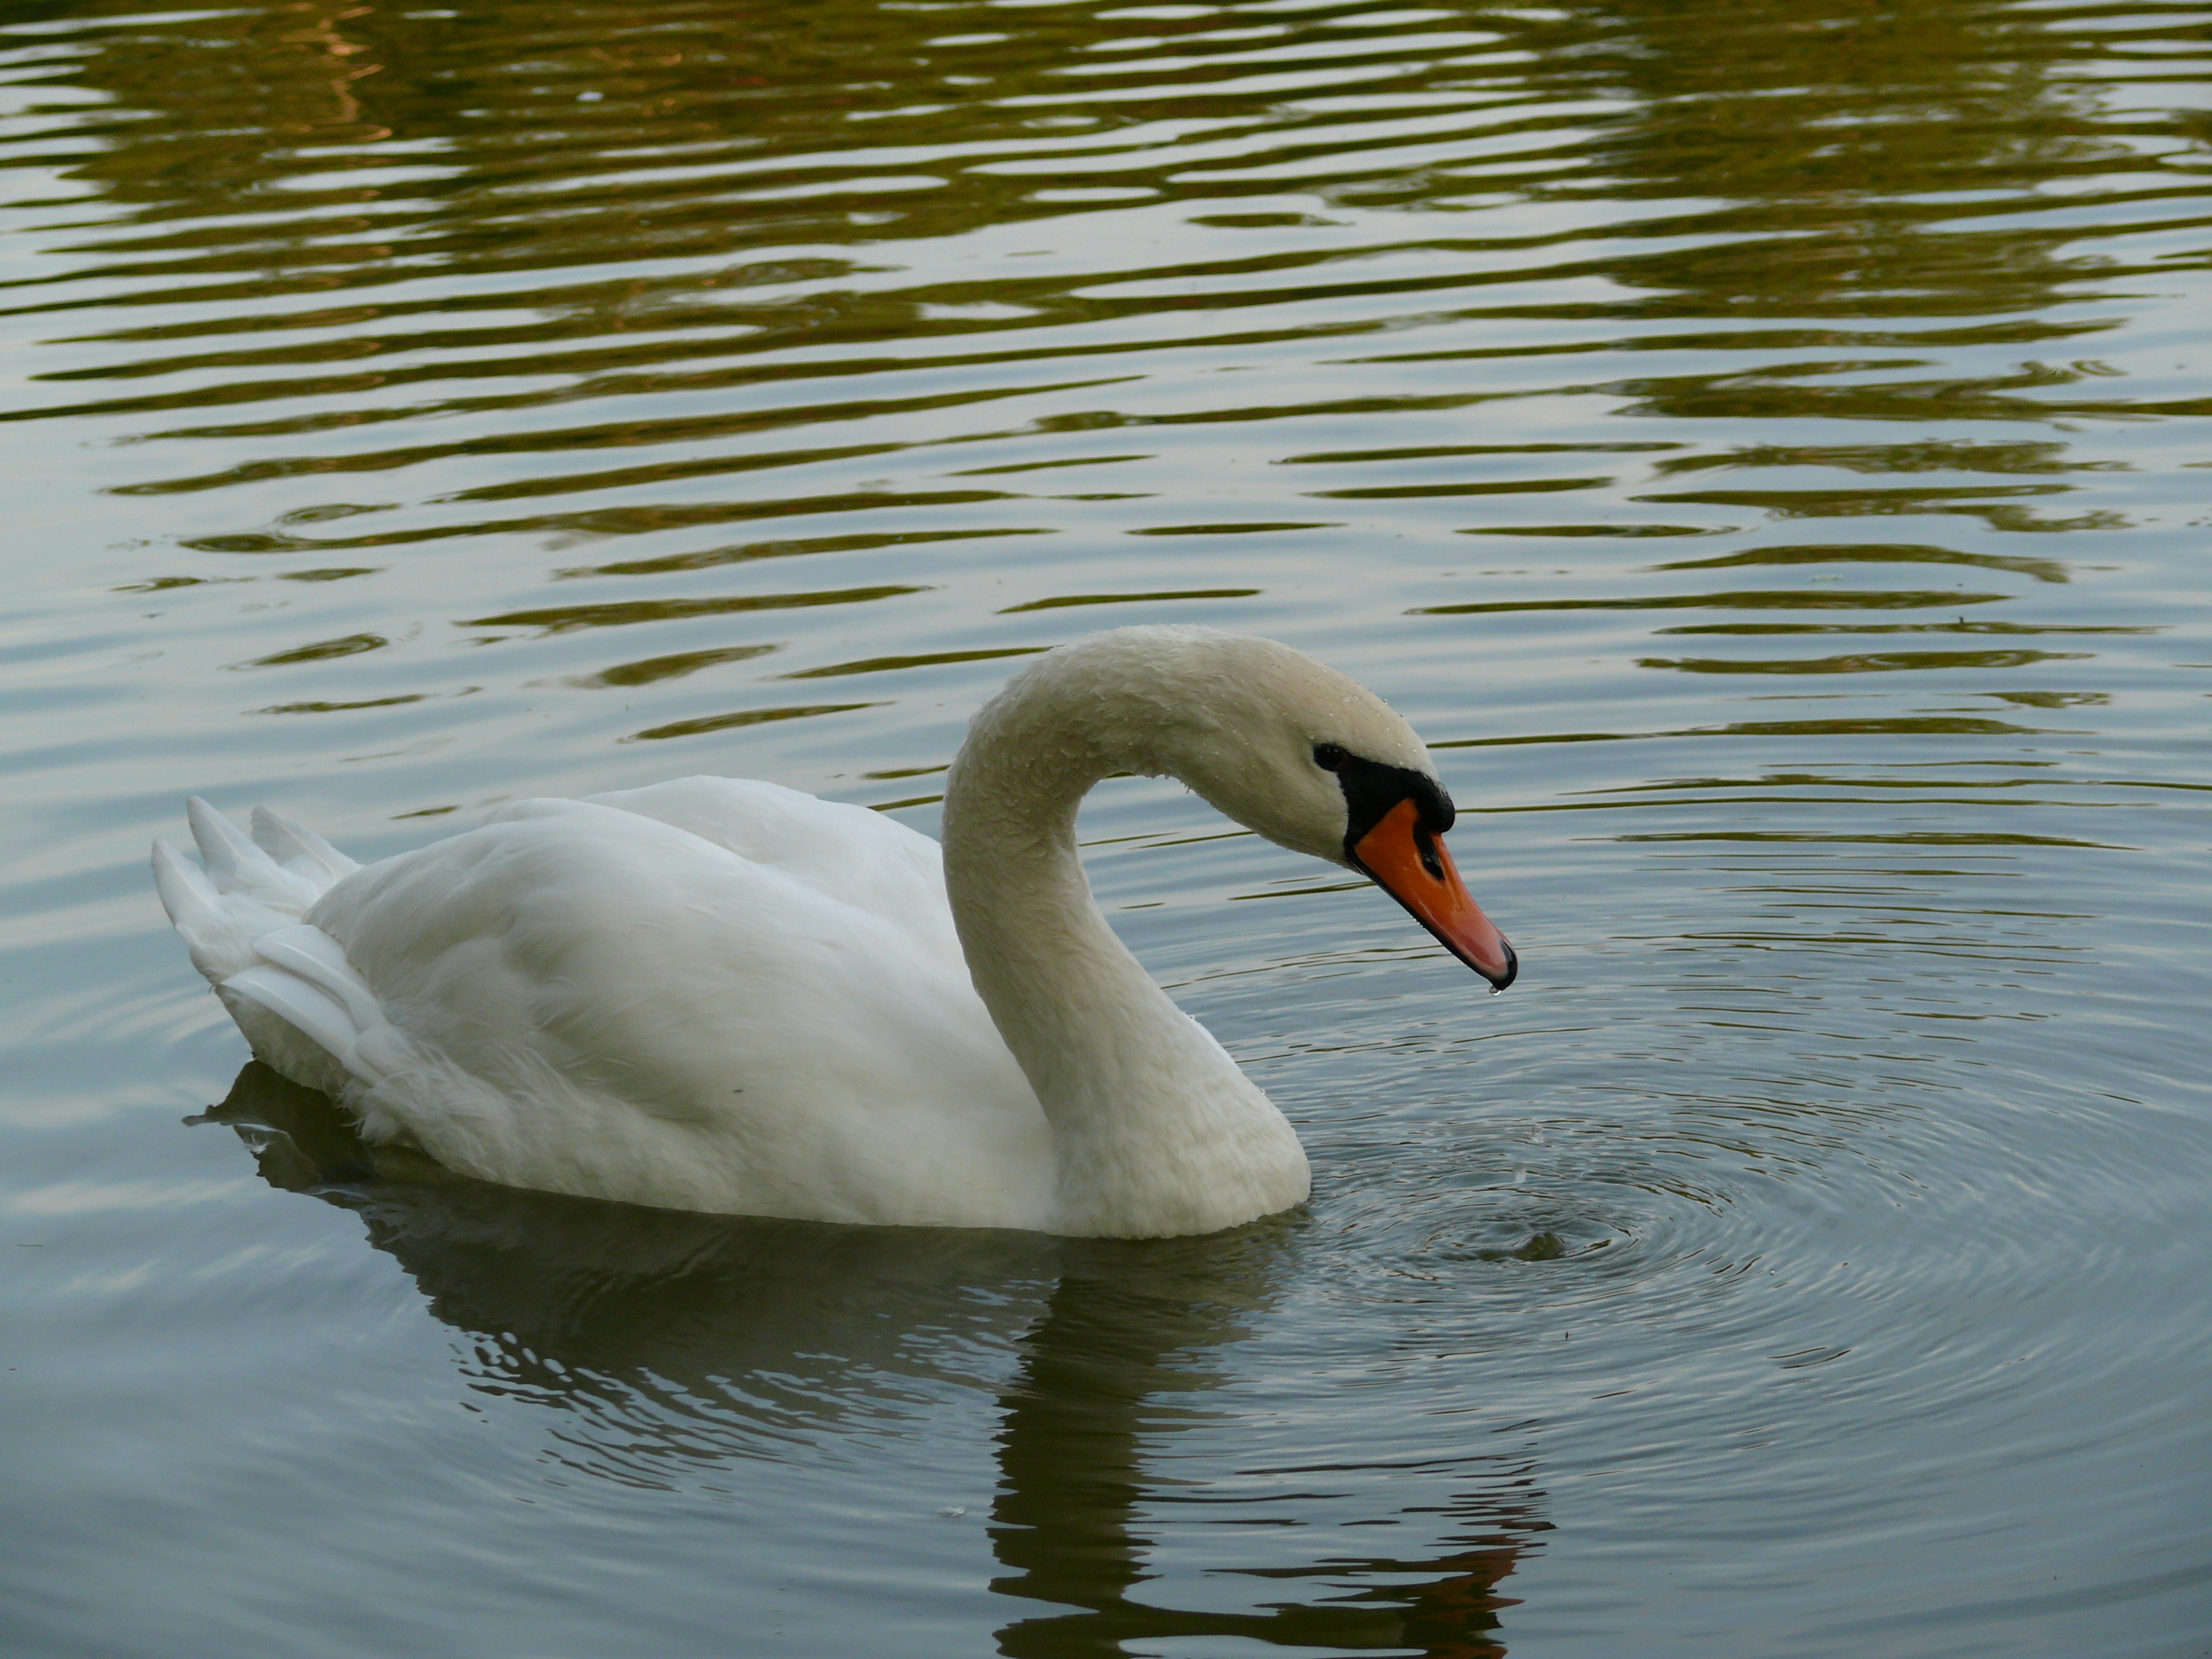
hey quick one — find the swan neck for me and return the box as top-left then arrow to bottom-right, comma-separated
939,648 -> 1307,1236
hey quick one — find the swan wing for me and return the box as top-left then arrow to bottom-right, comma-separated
301,797 -> 1047,1225
584,777 -> 946,911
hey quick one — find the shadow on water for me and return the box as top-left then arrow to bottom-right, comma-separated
206,1062 -> 1550,1657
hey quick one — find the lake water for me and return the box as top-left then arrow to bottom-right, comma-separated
3,1 -> 2208,1654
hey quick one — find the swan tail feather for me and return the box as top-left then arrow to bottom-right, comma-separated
220,967 -> 358,1065
249,923 -> 386,1036
154,833 -> 290,985
152,834 -> 228,954
156,800 -> 387,1091
250,806 -> 361,886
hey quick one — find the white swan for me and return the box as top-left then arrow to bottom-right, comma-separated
155,626 -> 1515,1238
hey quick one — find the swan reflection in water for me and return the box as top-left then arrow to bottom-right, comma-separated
205,1062 -> 1547,1657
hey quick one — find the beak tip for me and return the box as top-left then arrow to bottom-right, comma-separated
1484,937 -> 1518,994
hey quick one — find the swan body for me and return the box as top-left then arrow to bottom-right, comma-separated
156,627 -> 1513,1238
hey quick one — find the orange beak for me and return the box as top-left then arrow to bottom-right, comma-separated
1350,798 -> 1517,991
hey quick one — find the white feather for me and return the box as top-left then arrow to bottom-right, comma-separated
153,628 -> 1485,1238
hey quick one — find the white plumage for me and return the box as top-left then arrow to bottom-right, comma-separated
156,627 -> 1506,1237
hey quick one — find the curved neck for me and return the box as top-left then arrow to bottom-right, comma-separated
940,647 -> 1308,1237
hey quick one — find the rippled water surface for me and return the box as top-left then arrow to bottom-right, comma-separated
4,1 -> 2210,1653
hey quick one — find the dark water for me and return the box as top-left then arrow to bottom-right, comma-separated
3,1 -> 2209,1653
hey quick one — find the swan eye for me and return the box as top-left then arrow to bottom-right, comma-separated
1313,742 -> 1347,772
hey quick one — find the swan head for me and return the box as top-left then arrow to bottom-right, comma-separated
1065,628 -> 1519,991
